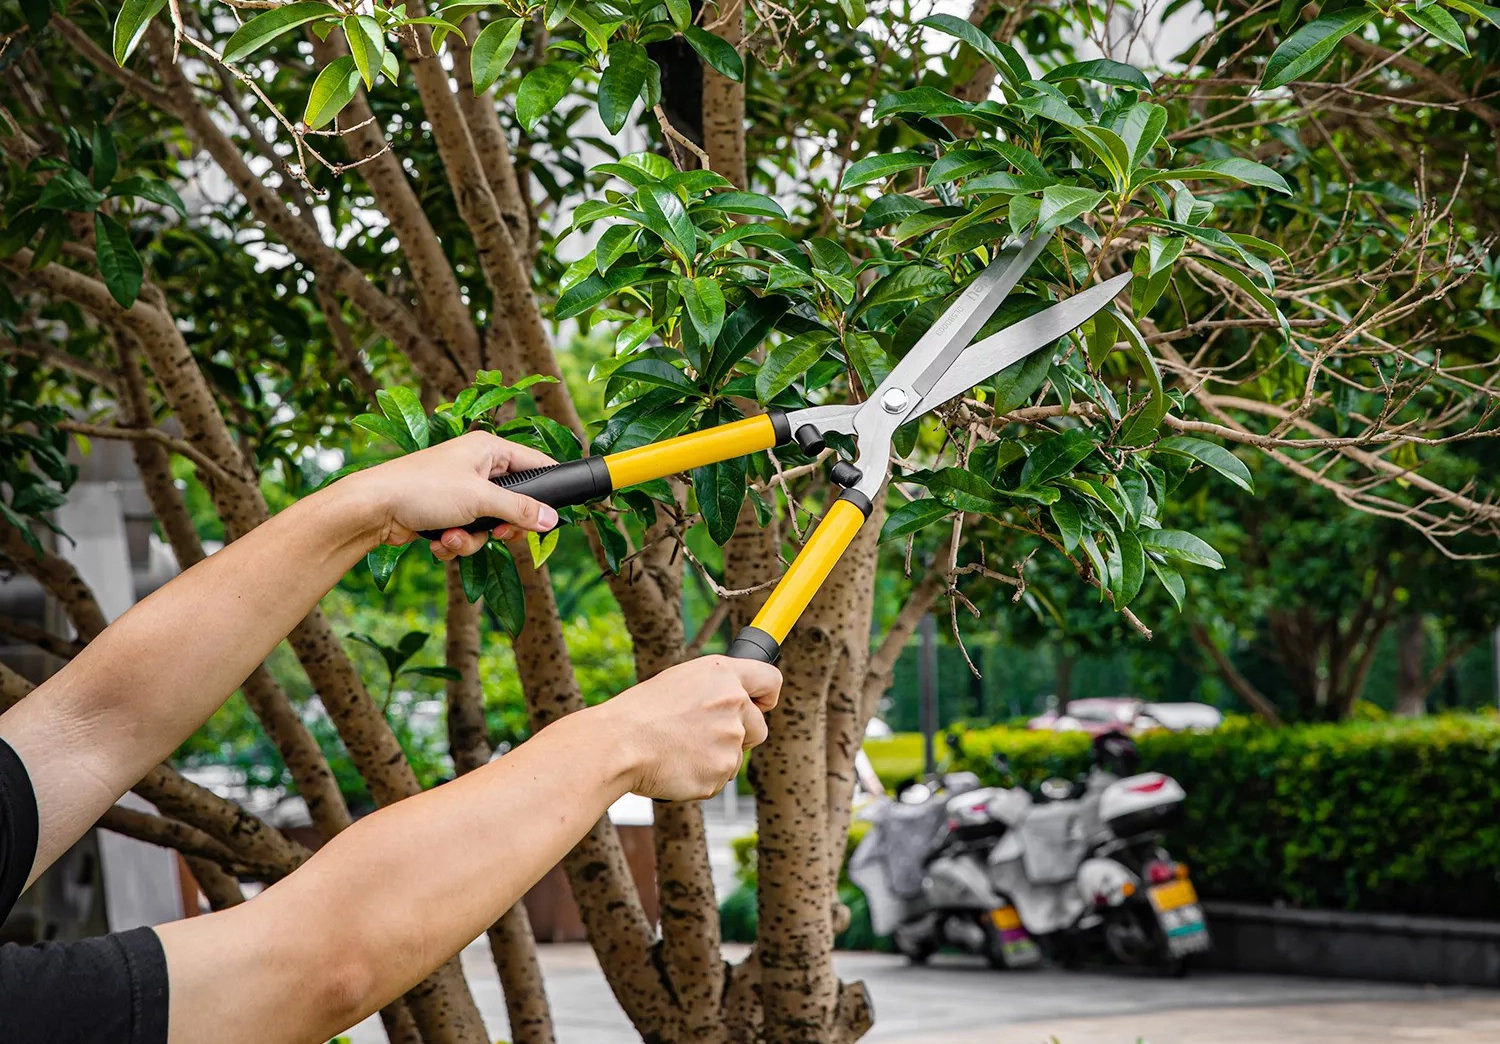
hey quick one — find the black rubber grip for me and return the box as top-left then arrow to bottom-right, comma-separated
727,626 -> 781,664
416,456 -> 613,540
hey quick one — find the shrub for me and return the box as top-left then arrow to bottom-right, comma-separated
955,715 -> 1500,919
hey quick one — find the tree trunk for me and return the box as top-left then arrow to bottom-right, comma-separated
1395,615 -> 1427,716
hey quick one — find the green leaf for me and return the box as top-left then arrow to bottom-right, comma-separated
1154,436 -> 1253,492
918,468 -> 1007,513
707,295 -> 789,385
471,18 -> 524,93
114,0 -> 167,64
594,396 -> 699,453
345,15 -> 386,89
992,347 -> 1052,413
526,527 -> 560,568
860,194 -> 928,229
1259,9 -> 1376,90
1148,557 -> 1185,610
37,169 -> 105,212
1044,59 -> 1152,92
1067,125 -> 1132,192
917,15 -> 1011,79
1136,157 -> 1291,195
1019,428 -> 1096,488
683,276 -> 726,346
665,0 -> 692,28
595,224 -> 637,272
1114,315 -> 1166,447
355,413 -> 417,453
90,125 -> 118,190
404,665 -> 463,682
304,56 -> 361,130
110,175 -> 186,216
1197,256 -> 1281,320
757,331 -> 833,400
637,183 -> 698,262
1445,0 -> 1500,28
1403,4 -> 1469,52
598,40 -> 653,134
881,498 -> 951,541
377,387 -> 430,449
93,213 -> 143,308
608,358 -> 699,397
1037,185 -> 1105,235
1011,93 -> 1085,129
683,26 -> 744,82
367,543 -> 408,591
694,454 -> 747,545
873,86 -> 972,120
1116,102 -> 1167,168
696,191 -> 789,220
589,510 -> 628,573
516,62 -> 579,132
1147,234 -> 1185,277
1140,529 -> 1224,570
222,2 -> 336,63
855,266 -> 955,317
1048,498 -> 1082,551
459,549 -> 488,602
1115,530 -> 1145,607
840,151 -> 930,190
382,49 -> 400,82
484,544 -> 527,636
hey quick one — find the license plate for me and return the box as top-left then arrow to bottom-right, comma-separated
989,906 -> 1042,967
1149,878 -> 1198,913
1158,902 -> 1211,956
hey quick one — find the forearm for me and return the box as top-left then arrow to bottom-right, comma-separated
2,481 -> 380,870
157,706 -> 636,1044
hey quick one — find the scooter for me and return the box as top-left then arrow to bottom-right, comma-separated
848,748 -> 1042,969
986,732 -> 1211,972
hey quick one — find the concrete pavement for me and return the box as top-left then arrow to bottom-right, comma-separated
347,941 -> 1500,1043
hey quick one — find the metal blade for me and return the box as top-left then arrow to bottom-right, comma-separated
907,271 -> 1133,418
878,231 -> 1055,401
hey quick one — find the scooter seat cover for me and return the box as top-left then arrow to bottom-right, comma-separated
1018,804 -> 1089,885
874,800 -> 949,898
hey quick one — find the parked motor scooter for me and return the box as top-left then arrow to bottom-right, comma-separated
986,732 -> 1211,972
849,737 -> 1042,969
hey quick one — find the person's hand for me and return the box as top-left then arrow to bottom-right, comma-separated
343,431 -> 558,559
598,655 -> 782,801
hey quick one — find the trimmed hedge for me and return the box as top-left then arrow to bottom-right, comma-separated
954,714 -> 1500,919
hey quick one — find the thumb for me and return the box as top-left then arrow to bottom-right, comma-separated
477,479 -> 559,533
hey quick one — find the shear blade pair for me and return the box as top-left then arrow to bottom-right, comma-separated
428,230 -> 1131,663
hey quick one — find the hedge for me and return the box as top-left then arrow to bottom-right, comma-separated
720,715 -> 1500,937
954,714 -> 1500,920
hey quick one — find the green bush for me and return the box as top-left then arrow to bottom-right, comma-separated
954,714 -> 1500,919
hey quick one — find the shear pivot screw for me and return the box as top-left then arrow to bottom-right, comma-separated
880,388 -> 910,414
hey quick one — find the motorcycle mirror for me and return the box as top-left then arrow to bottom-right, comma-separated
899,782 -> 933,805
1040,777 -> 1072,801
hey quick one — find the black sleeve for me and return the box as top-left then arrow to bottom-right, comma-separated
0,734 -> 39,921
0,928 -> 171,1044
0,737 -> 171,1044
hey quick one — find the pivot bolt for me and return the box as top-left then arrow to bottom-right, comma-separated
880,388 -> 910,414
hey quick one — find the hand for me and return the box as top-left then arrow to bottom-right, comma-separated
598,655 -> 782,801
344,431 -> 558,559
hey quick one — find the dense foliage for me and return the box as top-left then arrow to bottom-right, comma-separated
956,716 -> 1500,918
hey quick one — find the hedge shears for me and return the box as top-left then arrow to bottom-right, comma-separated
430,231 -> 1130,663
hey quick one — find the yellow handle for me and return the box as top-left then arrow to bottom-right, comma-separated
604,414 -> 780,489
749,498 -> 868,644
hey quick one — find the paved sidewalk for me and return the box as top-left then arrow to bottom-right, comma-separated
348,942 -> 1500,1043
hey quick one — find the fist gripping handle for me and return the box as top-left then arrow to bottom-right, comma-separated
415,457 -> 612,541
